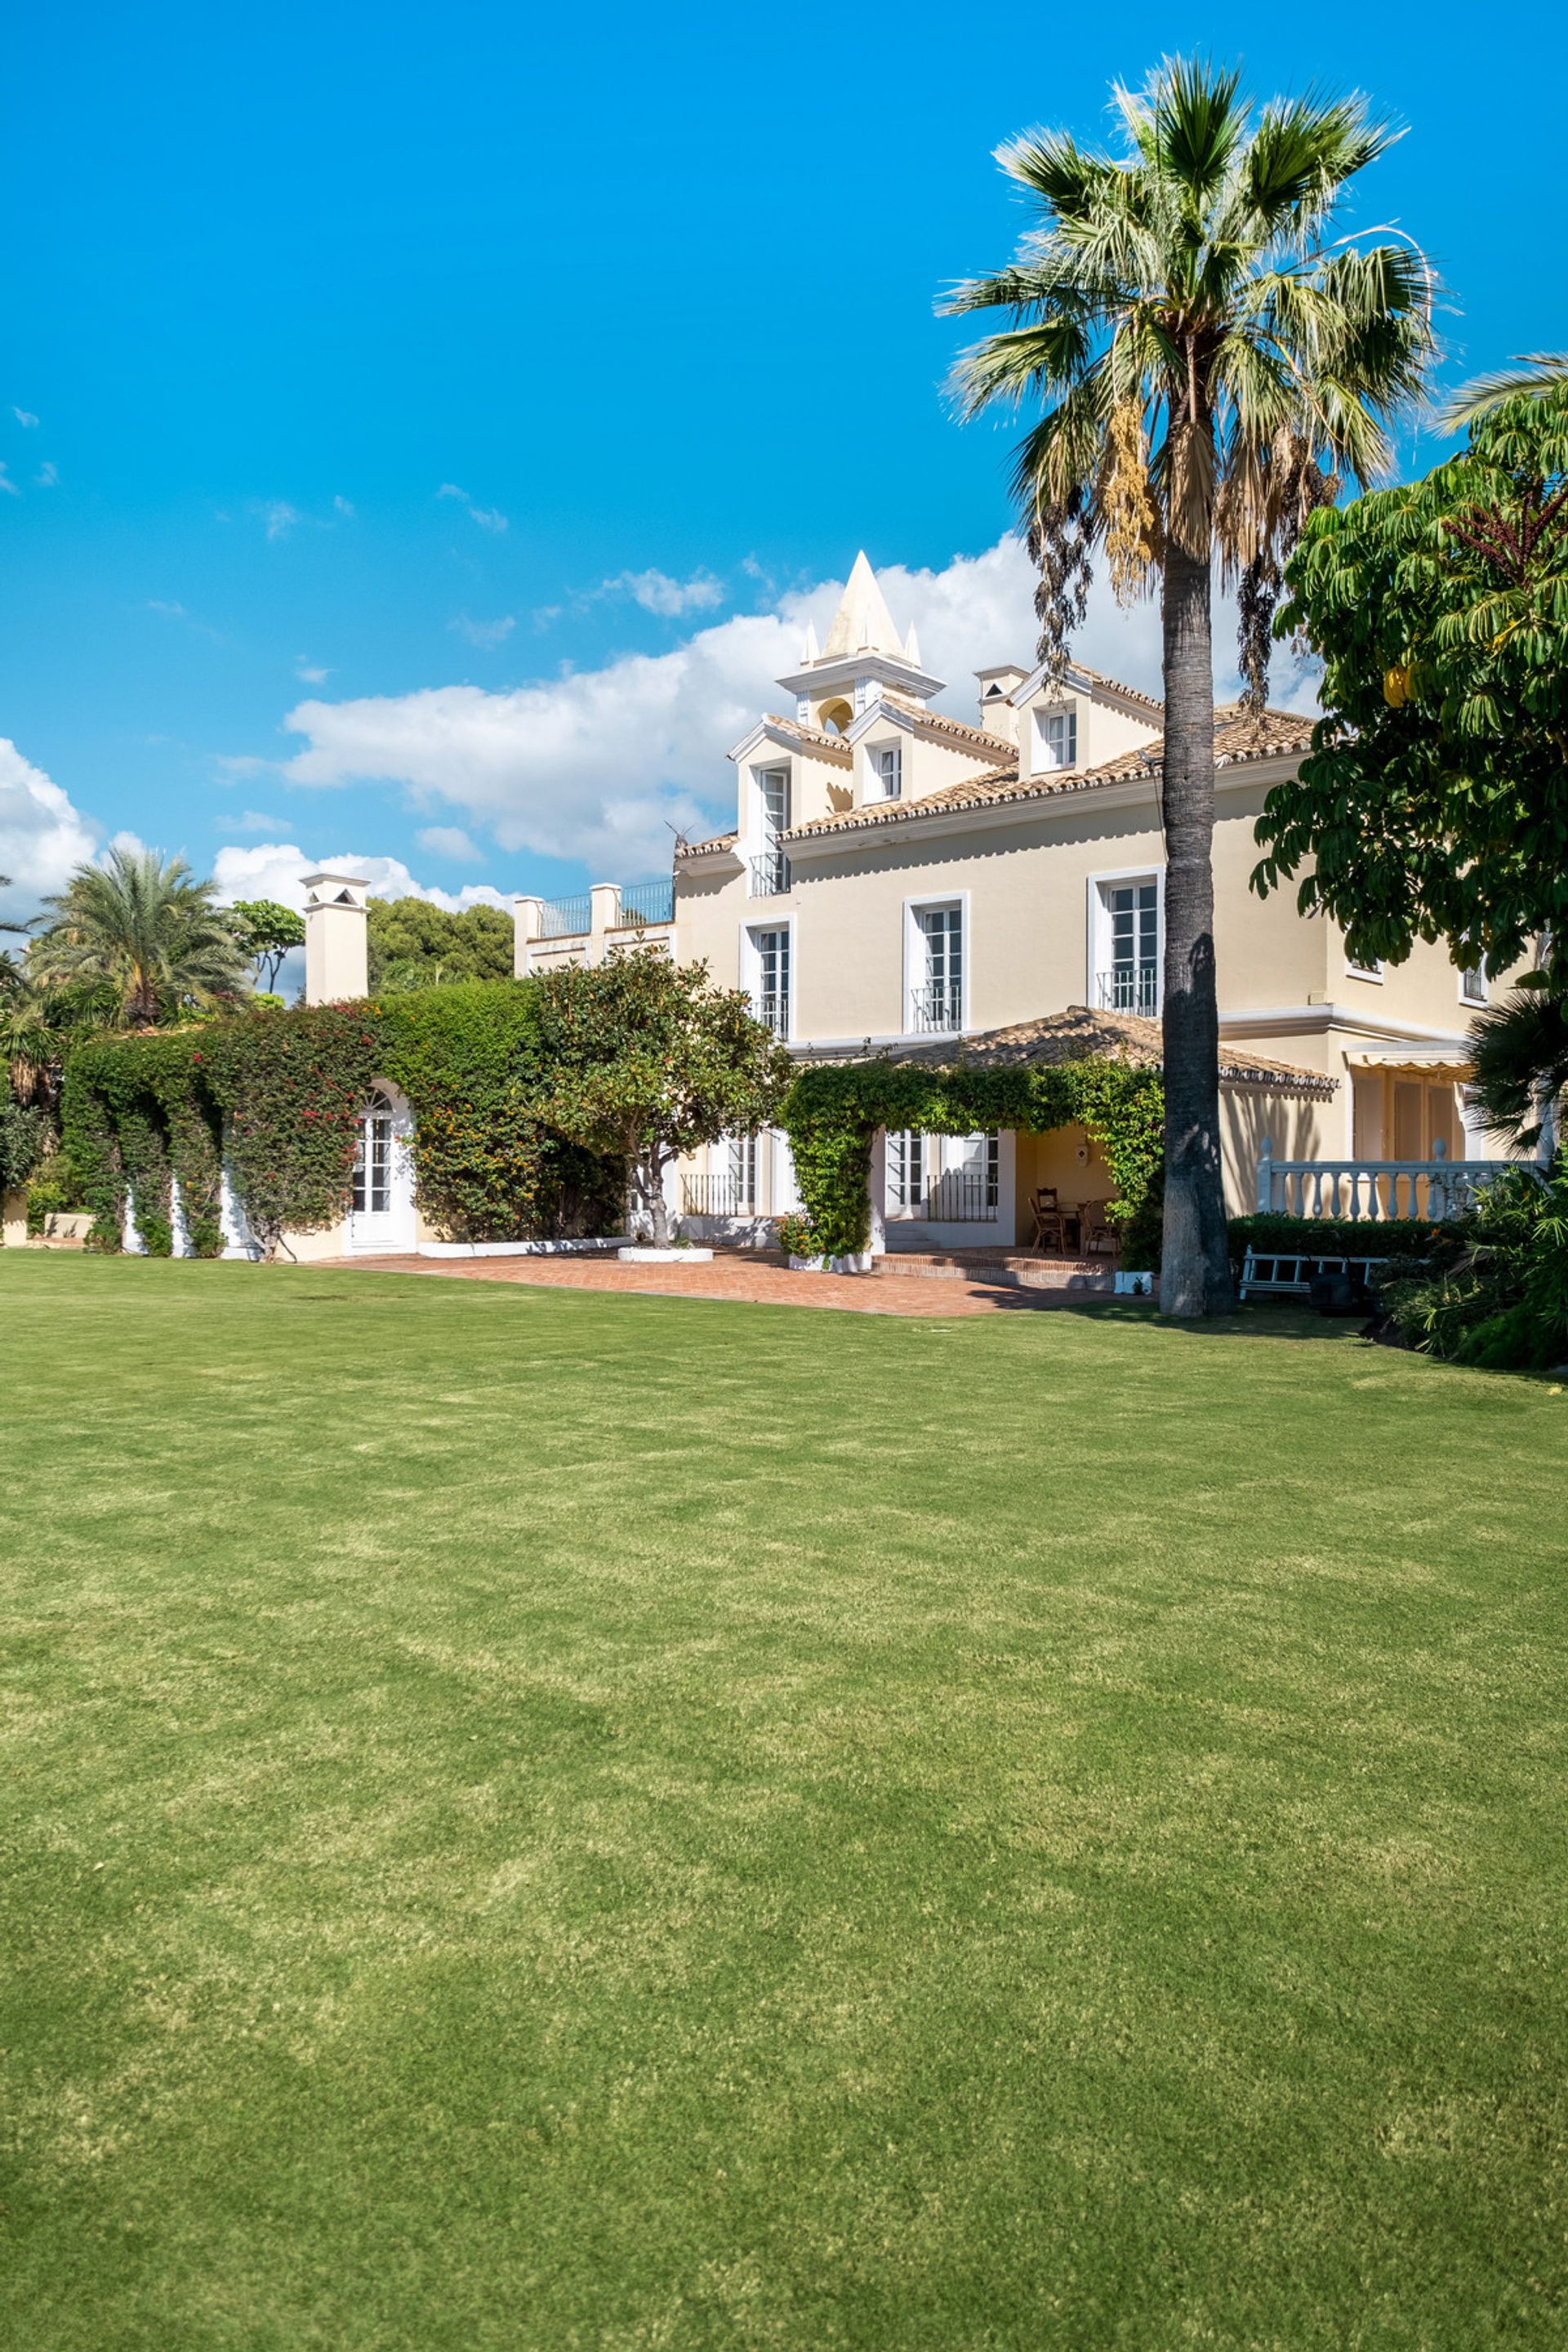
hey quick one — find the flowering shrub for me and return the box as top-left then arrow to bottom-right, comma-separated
775,1213 -> 820,1260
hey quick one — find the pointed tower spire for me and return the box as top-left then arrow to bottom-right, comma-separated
801,618 -> 820,663
902,621 -> 920,667
822,552 -> 905,661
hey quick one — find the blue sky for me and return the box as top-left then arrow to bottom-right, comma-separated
2,0 -> 1562,923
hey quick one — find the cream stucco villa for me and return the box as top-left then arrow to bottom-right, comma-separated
505,554 -> 1501,1257
261,554 -> 1508,1266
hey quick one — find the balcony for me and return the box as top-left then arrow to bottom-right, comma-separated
748,849 -> 791,898
537,892 -> 593,940
616,879 -> 675,928
1097,963 -> 1159,1018
681,1174 -> 756,1217
910,982 -> 962,1034
756,991 -> 790,1038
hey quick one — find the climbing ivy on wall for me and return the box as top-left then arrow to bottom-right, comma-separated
60,982 -> 626,1258
779,1057 -> 1166,1260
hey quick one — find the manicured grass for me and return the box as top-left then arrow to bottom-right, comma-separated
3,1252 -> 1566,2350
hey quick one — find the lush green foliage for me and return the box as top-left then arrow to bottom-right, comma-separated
779,1057 -> 1165,1258
1467,980 -> 1568,1152
381,983 -> 621,1243
58,979 -> 639,1257
229,898 -> 305,991
0,1098 -> 48,1192
1258,384 -> 1568,976
1379,1165 -> 1568,1371
29,846 -> 249,1026
1227,1212 -> 1461,1263
532,947 -> 791,1245
368,896 -> 516,992
6,1254 -> 1567,2349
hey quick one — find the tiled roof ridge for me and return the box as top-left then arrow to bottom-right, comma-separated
759,712 -> 855,761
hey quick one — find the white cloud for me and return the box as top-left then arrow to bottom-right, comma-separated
148,598 -> 188,619
252,535 -> 1264,882
416,825 -> 482,862
211,841 -> 509,914
12,407 -> 38,428
437,483 -> 508,533
35,461 -> 57,488
229,809 -> 286,834
333,495 -> 355,518
0,739 -> 100,922
258,500 -> 301,541
449,612 -> 515,649
296,659 -> 331,684
0,463 -> 20,499
602,568 -> 726,618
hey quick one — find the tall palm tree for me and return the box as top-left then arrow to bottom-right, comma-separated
944,59 -> 1432,1313
29,846 -> 248,1027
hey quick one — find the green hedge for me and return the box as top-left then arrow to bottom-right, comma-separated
60,982 -> 623,1258
779,1057 -> 1165,1260
1226,1214 -> 1461,1265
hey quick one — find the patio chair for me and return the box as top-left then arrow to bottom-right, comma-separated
1080,1201 -> 1118,1257
1031,1186 -> 1067,1253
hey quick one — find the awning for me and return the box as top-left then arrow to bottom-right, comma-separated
1344,1047 -> 1474,1079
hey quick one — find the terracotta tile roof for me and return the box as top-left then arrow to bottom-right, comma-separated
817,1005 -> 1336,1095
677,828 -> 738,858
758,713 -> 855,764
782,706 -> 1310,841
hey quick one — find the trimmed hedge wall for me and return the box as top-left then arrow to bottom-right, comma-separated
1225,1214 -> 1462,1265
60,982 -> 621,1258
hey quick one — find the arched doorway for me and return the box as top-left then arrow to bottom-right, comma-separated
347,1083 -> 416,1254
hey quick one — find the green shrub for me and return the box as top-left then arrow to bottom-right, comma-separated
1376,1167 -> 1568,1372
0,1100 -> 49,1194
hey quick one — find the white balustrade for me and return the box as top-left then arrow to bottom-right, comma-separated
1253,1136 -> 1535,1223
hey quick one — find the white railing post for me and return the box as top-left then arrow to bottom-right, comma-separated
1255,1138 -> 1273,1214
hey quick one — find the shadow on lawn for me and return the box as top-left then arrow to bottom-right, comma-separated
978,1289 -> 1359,1343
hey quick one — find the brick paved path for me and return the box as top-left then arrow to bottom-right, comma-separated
317,1251 -> 1111,1317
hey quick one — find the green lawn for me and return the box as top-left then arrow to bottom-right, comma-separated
3,1253 -> 1566,2350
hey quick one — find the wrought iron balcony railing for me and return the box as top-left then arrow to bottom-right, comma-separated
1097,963 -> 1159,1017
921,1170 -> 999,1223
910,982 -> 961,1034
537,892 -> 592,939
617,880 -> 675,927
755,991 -> 790,1038
748,850 -> 791,898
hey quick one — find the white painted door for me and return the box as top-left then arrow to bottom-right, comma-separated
347,1085 -> 416,1254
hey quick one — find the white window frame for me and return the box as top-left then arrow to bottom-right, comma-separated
742,916 -> 795,1042
902,892 -> 968,1037
752,763 -> 791,842
1346,955 -> 1384,982
1035,704 -> 1078,772
1459,962 -> 1489,1006
1085,866 -> 1164,1018
871,742 -> 902,800
887,1129 -> 925,1214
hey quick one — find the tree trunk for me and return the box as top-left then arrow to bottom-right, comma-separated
1159,543 -> 1234,1316
633,1147 -> 670,1245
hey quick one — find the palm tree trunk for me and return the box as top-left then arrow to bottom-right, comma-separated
1159,544 -> 1234,1316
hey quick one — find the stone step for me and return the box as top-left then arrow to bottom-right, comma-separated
877,1252 -> 1114,1292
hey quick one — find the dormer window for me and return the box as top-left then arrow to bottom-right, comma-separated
872,743 -> 902,800
1036,707 -> 1077,770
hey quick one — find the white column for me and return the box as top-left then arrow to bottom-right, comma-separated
513,896 -> 543,978
589,883 -> 621,965
868,1129 -> 887,1257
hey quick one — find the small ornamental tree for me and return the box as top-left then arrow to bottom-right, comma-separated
531,946 -> 791,1245
229,899 -> 306,992
1256,382 -> 1568,981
